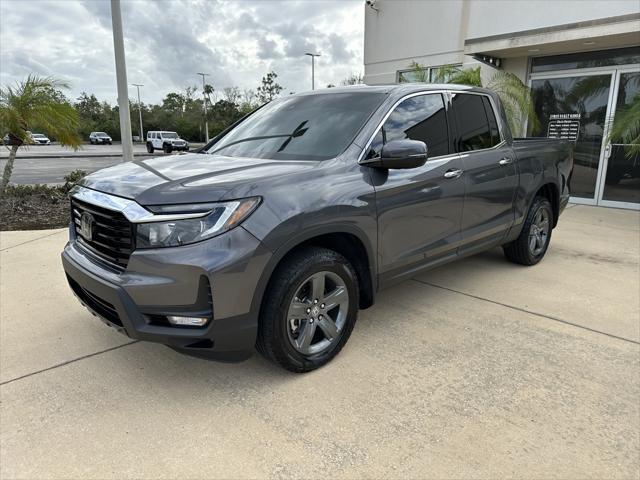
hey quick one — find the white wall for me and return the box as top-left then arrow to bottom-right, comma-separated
466,0 -> 639,39
364,0 -> 640,84
364,0 -> 469,83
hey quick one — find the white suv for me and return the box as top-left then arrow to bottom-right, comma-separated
146,131 -> 189,154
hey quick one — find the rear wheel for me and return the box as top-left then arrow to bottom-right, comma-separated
503,196 -> 553,266
146,142 -> 154,153
257,247 -> 359,372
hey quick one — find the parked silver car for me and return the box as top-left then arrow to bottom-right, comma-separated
89,132 -> 113,145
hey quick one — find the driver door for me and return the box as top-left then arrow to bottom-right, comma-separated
366,93 -> 465,285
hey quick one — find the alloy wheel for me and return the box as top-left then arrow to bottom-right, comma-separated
286,271 -> 349,356
528,208 -> 550,256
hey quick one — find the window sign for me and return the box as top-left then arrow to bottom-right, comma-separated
547,113 -> 581,141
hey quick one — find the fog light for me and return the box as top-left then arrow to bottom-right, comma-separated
166,315 -> 209,327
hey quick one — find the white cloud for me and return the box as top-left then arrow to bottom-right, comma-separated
0,0 -> 364,104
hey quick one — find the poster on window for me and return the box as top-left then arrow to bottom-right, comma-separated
547,113 -> 581,141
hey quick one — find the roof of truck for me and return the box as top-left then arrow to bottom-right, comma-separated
293,83 -> 488,96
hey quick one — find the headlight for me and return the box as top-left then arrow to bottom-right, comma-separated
135,198 -> 260,248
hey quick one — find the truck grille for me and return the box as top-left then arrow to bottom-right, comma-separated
71,198 -> 133,270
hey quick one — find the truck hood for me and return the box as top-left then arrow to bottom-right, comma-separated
78,153 -> 319,205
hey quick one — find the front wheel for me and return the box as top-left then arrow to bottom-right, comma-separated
257,247 -> 359,373
163,144 -> 172,154
503,196 -> 553,266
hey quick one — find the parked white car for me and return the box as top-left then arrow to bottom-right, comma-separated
89,132 -> 113,145
30,133 -> 51,145
146,131 -> 189,153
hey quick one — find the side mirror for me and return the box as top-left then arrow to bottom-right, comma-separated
364,139 -> 428,169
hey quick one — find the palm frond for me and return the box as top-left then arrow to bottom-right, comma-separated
486,71 -> 539,136
407,61 -> 429,83
431,65 -> 462,84
608,93 -> 640,158
1,75 -> 81,192
448,66 -> 482,87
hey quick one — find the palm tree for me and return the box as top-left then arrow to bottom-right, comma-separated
0,75 -> 81,194
410,63 -> 539,137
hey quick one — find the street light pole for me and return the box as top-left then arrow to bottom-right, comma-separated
131,83 -> 144,143
305,52 -> 321,90
110,0 -> 133,162
197,72 -> 210,142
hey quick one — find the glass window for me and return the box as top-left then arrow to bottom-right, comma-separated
530,74 -> 612,199
208,92 -> 386,161
452,93 -> 493,151
531,47 -> 640,73
398,69 -> 428,83
397,65 -> 463,84
481,96 -> 501,147
602,71 -> 640,204
365,94 -> 449,160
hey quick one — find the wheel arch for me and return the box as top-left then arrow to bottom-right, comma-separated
250,227 -> 377,320
535,181 -> 560,227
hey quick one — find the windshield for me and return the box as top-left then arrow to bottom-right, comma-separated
32,134 -> 45,138
97,132 -> 109,137
162,132 -> 178,139
207,92 -> 386,160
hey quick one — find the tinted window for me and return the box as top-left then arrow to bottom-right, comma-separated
531,46 -> 640,73
208,92 -> 386,160
481,96 -> 500,147
365,94 -> 449,159
452,94 -> 493,151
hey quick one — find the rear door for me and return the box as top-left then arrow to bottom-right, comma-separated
451,93 -> 518,251
366,92 -> 465,284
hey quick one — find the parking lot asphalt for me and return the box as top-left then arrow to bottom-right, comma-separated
0,143 -> 205,185
1,205 -> 639,479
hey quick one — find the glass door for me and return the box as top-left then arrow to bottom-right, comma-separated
530,71 -> 615,204
599,68 -> 640,208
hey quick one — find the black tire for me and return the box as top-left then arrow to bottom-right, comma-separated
503,196 -> 553,266
257,247 -> 359,373
90,139 -> 95,145
163,143 -> 172,154
146,143 -> 154,153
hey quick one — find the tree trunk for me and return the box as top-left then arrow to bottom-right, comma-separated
1,145 -> 19,196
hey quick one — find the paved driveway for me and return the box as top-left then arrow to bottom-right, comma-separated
1,205 -> 638,479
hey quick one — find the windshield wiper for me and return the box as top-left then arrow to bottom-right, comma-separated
209,121 -> 309,155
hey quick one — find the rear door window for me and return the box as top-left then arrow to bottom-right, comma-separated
481,96 -> 501,147
452,93 -> 495,151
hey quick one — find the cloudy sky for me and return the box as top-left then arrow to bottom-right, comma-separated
0,0 -> 364,104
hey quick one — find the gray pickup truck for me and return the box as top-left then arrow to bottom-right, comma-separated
62,84 -> 573,372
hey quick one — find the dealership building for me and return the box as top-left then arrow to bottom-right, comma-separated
364,0 -> 640,209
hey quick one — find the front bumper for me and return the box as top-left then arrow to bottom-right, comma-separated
61,225 -> 271,361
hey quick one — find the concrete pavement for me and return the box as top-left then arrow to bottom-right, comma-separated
1,205 -> 639,479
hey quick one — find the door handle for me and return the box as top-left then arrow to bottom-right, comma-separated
499,157 -> 513,166
444,169 -> 464,179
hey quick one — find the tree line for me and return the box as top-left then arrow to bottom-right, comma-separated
76,71 -> 284,142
